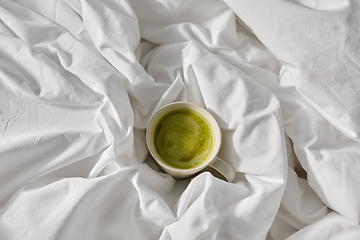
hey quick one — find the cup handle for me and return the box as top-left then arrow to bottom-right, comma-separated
209,157 -> 236,182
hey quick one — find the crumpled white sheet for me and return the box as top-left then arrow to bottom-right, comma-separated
0,0 -> 359,239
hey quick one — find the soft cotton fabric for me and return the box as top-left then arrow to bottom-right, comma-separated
0,0 -> 359,239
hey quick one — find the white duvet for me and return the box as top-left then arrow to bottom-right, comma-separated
1,0 -> 359,239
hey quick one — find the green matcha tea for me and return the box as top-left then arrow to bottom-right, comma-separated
154,109 -> 215,169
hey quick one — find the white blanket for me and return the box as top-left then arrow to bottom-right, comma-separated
1,0 -> 359,239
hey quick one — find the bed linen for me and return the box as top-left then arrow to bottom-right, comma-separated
0,0 -> 359,239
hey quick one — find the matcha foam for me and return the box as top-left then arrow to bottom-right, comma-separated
154,109 -> 215,169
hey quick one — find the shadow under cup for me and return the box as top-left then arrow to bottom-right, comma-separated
146,101 -> 222,179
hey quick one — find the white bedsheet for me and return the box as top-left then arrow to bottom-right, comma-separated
0,0 -> 359,239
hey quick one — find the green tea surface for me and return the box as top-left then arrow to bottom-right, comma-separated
154,109 -> 214,169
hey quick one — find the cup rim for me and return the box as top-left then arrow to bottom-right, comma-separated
146,101 -> 222,173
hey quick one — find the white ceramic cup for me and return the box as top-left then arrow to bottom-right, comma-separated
146,101 -> 235,182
